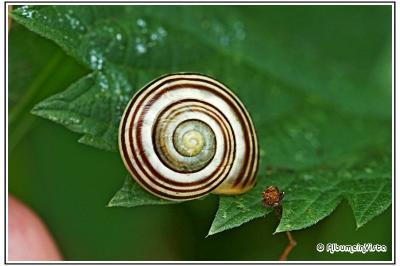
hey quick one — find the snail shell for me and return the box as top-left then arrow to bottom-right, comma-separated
119,73 -> 259,201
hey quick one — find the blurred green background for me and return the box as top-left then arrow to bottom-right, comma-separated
8,5 -> 392,261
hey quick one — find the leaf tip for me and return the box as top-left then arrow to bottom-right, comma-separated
207,227 -> 221,237
30,104 -> 42,116
274,222 -> 297,234
29,102 -> 56,121
355,220 -> 366,230
106,192 -> 121,208
274,227 -> 285,234
206,227 -> 218,237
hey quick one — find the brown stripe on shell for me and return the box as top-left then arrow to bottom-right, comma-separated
137,102 -> 235,189
126,98 -> 234,196
118,73 -> 258,200
152,100 -> 235,175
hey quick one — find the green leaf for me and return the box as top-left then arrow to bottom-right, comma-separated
276,154 -> 392,232
208,177 -> 274,236
345,160 -> 392,229
210,152 -> 391,235
31,68 -> 134,151
12,5 -> 392,234
107,176 -> 174,207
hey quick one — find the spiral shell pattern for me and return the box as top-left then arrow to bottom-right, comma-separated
119,73 -> 258,201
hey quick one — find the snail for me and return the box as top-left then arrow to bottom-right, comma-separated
118,73 -> 259,201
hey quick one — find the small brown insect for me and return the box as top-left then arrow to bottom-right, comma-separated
262,186 -> 284,208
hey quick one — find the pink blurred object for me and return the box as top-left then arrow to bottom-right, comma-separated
8,195 -> 62,261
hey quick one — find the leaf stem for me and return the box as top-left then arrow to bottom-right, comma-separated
263,186 -> 297,261
279,231 -> 297,261
9,115 -> 36,152
273,205 -> 297,260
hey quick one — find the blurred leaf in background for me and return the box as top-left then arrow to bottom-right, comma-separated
8,21 -> 87,151
9,5 -> 392,260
